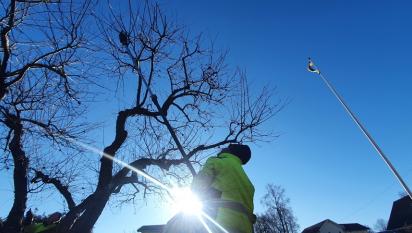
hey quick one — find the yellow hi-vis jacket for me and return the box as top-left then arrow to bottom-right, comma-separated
24,223 -> 57,233
191,152 -> 255,233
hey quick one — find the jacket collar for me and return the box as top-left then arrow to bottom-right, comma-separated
218,152 -> 242,164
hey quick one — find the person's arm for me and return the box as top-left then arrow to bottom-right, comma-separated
191,157 -> 217,195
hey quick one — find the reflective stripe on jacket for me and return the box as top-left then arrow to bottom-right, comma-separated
191,152 -> 255,233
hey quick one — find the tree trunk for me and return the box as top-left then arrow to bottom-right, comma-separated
276,206 -> 287,233
54,191 -> 98,233
67,191 -> 111,233
3,116 -> 28,233
57,110 -> 130,233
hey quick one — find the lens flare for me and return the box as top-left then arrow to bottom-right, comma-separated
65,138 -> 230,233
202,212 -> 230,233
66,138 -> 169,191
198,215 -> 213,233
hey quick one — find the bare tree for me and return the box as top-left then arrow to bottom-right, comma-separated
0,1 -> 94,232
373,219 -> 387,232
53,2 -> 283,233
255,184 -> 299,233
1,1 -> 284,233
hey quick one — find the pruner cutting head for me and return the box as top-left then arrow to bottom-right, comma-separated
119,31 -> 130,46
307,57 -> 320,74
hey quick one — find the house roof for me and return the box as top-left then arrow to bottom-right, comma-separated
302,220 -> 369,233
340,223 -> 369,232
137,224 -> 165,233
387,196 -> 412,230
302,219 -> 341,233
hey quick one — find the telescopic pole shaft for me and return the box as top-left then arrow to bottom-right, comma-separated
316,69 -> 412,200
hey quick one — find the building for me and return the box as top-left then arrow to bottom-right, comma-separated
137,224 -> 165,233
341,223 -> 370,233
387,196 -> 412,231
379,196 -> 412,233
302,219 -> 369,233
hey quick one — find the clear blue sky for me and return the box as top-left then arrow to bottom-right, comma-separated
2,1 -> 412,232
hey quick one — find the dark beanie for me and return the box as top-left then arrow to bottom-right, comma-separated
228,144 -> 251,164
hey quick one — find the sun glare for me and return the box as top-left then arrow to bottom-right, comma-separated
171,187 -> 203,215
67,138 -> 230,232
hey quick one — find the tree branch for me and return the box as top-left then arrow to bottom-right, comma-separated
97,106 -> 161,190
0,0 -> 16,75
111,157 -> 185,191
31,170 -> 76,210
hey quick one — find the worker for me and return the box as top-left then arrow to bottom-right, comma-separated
192,144 -> 256,233
23,209 -> 34,227
23,212 -> 62,233
163,144 -> 256,233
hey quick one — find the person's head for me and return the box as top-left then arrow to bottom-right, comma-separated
23,209 -> 34,226
44,212 -> 62,225
227,144 -> 251,165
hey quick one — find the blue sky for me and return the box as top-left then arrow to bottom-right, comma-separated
2,1 -> 412,232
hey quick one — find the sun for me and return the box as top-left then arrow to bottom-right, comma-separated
170,187 -> 203,215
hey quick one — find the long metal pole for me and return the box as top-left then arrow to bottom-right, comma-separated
311,60 -> 412,200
